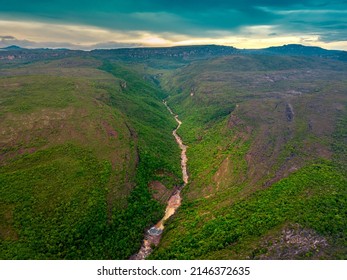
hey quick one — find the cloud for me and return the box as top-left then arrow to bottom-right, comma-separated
87,41 -> 142,49
265,8 -> 347,44
1,0 -> 344,35
0,35 -> 16,40
0,1 -> 346,49
0,33 -> 142,50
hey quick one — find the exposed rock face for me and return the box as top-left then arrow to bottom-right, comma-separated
129,234 -> 161,260
120,80 -> 127,89
258,224 -> 328,259
285,103 -> 294,122
130,189 -> 182,260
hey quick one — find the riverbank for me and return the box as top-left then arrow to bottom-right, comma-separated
130,101 -> 188,260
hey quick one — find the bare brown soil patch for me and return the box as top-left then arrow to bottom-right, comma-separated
101,121 -> 118,139
148,181 -> 172,204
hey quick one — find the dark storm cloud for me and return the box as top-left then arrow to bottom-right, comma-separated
0,1 -> 280,33
0,0 -> 346,41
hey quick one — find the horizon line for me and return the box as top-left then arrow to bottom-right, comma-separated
1,43 -> 346,53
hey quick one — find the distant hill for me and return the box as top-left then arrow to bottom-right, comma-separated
248,44 -> 347,61
265,44 -> 333,55
91,44 -> 347,64
0,45 -> 25,50
91,44 -> 239,64
1,43 -> 346,66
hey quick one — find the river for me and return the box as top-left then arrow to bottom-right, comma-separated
130,100 -> 188,260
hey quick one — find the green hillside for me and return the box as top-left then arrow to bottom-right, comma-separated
150,55 -> 347,259
0,57 -> 181,259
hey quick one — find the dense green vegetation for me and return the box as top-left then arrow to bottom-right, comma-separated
151,162 -> 346,259
99,61 -> 181,167
0,57 -> 181,259
0,144 -> 173,259
332,110 -> 347,174
1,47 -> 346,259
150,54 -> 347,259
0,144 -> 110,258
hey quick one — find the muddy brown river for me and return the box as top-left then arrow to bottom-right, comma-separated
130,101 -> 188,260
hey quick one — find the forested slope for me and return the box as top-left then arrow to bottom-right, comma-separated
0,57 -> 181,259
150,55 -> 347,259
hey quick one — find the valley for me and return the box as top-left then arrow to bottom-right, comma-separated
0,45 -> 346,260
132,102 -> 187,260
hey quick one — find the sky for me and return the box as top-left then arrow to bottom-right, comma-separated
0,0 -> 346,50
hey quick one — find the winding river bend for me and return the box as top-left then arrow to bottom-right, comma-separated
131,101 -> 188,260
